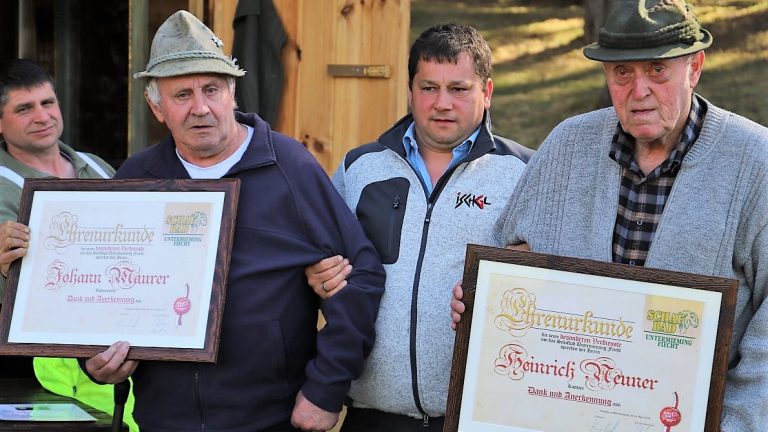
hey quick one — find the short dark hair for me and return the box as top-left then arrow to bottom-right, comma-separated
0,59 -> 55,116
408,23 -> 493,88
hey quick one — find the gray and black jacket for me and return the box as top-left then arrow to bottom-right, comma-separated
333,112 -> 533,419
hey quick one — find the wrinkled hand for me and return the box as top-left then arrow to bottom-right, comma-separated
0,221 -> 30,278
290,390 -> 339,432
305,255 -> 352,299
450,281 -> 465,331
85,341 -> 138,384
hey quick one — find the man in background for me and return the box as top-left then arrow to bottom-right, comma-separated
0,58 -> 137,431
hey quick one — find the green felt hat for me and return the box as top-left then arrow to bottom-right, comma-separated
583,0 -> 712,62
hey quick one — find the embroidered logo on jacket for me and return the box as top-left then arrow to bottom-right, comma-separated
455,192 -> 491,209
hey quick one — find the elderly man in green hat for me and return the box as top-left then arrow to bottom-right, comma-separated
82,10 -> 384,432
452,0 -> 768,430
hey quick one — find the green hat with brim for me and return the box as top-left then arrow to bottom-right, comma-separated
134,10 -> 245,79
583,0 -> 712,62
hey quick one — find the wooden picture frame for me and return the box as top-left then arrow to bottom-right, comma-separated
0,178 -> 240,363
445,244 -> 737,432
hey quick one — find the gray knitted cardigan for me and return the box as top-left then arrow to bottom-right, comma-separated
496,97 -> 768,431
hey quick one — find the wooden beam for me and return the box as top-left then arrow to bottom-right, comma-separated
210,0 -> 236,56
188,0 -> 205,21
128,0 -> 149,157
273,0 -> 299,137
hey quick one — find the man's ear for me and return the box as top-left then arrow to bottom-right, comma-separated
688,50 -> 705,89
483,78 -> 494,110
145,92 -> 165,123
406,85 -> 413,111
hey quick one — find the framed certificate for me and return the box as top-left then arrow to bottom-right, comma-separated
445,244 -> 737,432
0,178 -> 240,362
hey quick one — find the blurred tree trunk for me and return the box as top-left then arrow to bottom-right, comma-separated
584,0 -> 616,108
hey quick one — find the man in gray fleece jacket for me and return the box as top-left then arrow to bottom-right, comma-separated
306,23 -> 532,430
452,1 -> 768,430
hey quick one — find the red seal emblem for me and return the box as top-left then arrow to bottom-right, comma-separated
174,284 -> 192,325
659,392 -> 682,431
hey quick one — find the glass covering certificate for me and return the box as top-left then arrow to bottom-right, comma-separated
10,191 -> 222,348
0,179 -> 239,361
446,245 -> 737,432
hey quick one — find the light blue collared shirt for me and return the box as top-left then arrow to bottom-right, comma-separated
402,122 -> 480,194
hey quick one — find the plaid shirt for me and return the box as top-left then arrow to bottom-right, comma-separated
610,96 -> 706,266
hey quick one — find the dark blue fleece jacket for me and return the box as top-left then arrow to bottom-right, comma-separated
115,112 -> 384,432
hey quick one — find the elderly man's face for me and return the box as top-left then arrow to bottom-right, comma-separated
603,51 -> 704,149
147,74 -> 240,166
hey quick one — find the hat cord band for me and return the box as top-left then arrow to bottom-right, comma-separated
145,50 -> 235,71
599,21 -> 701,49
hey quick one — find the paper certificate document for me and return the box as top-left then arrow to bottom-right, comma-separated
0,403 -> 96,422
7,190 -> 225,349
459,260 -> 723,432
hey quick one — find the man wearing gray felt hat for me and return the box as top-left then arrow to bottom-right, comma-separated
84,9 -> 385,432
452,1 -> 768,430
133,9 -> 245,79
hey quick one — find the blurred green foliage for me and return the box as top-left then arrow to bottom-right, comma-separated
411,0 -> 768,149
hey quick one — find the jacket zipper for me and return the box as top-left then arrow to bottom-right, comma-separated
409,201 -> 433,422
193,367 -> 206,431
408,163 -> 462,424
387,193 -> 401,253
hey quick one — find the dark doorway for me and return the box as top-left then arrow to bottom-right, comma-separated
0,0 -> 129,169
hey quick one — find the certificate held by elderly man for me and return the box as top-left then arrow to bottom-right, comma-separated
0,178 -> 240,362
445,245 -> 738,432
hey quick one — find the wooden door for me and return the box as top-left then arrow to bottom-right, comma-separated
210,0 -> 410,175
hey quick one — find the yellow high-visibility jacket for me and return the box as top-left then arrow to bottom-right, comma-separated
34,357 -> 139,432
